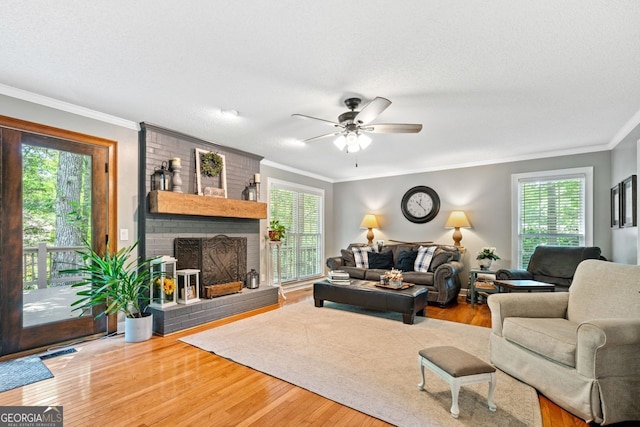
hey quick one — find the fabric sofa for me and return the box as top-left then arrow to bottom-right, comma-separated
495,245 -> 603,292
488,260 -> 640,425
326,243 -> 463,307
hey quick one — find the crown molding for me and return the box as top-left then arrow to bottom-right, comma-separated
0,83 -> 139,130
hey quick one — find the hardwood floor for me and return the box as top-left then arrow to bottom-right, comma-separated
0,288 -> 626,426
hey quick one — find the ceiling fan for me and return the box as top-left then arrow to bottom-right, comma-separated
292,97 -> 422,153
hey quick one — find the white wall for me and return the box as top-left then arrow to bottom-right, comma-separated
610,122 -> 640,264
331,151 -> 612,287
0,94 -> 140,250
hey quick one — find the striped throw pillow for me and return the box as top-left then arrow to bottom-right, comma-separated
352,246 -> 373,268
414,246 -> 436,272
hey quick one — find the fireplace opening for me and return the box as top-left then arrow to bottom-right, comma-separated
175,236 -> 247,297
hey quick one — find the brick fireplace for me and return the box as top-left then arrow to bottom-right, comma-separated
139,123 -> 278,334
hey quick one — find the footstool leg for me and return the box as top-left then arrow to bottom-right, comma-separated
417,357 -> 426,390
449,378 -> 461,418
487,372 -> 497,412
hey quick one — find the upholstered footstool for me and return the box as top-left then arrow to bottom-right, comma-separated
418,346 -> 497,418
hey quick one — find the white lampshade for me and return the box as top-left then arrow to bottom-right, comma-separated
346,142 -> 360,153
333,135 -> 346,150
346,132 -> 358,145
360,214 -> 379,229
445,211 -> 471,228
358,133 -> 372,149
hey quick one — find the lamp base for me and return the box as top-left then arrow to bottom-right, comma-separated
366,228 -> 374,245
452,227 -> 463,247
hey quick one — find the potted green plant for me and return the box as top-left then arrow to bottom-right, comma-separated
268,219 -> 286,241
476,247 -> 500,270
62,241 -> 159,342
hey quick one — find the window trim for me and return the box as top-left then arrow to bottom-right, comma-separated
511,167 -> 593,268
267,177 -> 325,284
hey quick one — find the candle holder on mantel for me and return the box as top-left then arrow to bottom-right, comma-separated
169,158 -> 183,193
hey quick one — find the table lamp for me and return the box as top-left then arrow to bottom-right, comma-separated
445,211 -> 470,248
360,214 -> 379,245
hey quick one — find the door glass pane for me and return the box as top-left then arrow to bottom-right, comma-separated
22,144 -> 92,327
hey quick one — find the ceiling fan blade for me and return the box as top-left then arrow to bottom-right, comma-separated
292,114 -> 342,127
361,123 -> 423,134
354,97 -> 392,125
303,131 -> 342,142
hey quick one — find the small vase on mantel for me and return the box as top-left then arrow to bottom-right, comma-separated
478,258 -> 493,270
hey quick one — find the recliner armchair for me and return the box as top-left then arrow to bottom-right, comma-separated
495,245 -> 602,291
488,260 -> 640,425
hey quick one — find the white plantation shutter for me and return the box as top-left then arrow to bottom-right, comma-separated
513,168 -> 592,269
269,180 -> 323,284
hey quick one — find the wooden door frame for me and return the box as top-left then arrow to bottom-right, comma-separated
0,115 -> 118,355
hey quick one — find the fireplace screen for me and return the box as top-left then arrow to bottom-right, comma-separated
174,236 -> 247,290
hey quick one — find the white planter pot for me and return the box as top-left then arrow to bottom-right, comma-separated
477,258 -> 493,270
124,313 -> 153,343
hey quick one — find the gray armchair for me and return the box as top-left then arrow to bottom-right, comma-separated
488,260 -> 640,425
495,245 -> 603,291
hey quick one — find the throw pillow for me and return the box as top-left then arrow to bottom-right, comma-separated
352,246 -> 373,268
367,250 -> 394,269
341,249 -> 356,267
414,246 -> 437,272
395,250 -> 418,272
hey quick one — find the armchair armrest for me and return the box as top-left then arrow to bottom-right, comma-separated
432,260 -> 463,305
488,292 -> 569,336
576,318 -> 640,378
495,268 -> 533,280
326,256 -> 345,271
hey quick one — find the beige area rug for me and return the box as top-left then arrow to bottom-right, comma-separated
181,302 -> 542,427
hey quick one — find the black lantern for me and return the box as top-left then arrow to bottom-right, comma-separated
242,179 -> 258,201
151,161 -> 171,191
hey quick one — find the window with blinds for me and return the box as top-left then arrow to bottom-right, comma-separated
512,167 -> 593,269
269,179 -> 324,284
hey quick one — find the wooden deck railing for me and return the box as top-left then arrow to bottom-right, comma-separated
23,243 -> 86,290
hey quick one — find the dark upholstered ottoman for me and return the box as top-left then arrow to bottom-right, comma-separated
313,279 -> 428,324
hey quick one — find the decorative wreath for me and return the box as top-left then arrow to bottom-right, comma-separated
200,152 -> 223,177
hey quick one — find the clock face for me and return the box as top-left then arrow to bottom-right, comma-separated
401,186 -> 440,223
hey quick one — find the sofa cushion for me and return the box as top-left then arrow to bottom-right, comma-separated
415,246 -> 436,272
352,246 -> 373,268
395,250 -> 418,271
367,251 -> 394,269
403,271 -> 434,286
364,269 -> 387,281
503,317 -> 578,367
340,249 -> 356,267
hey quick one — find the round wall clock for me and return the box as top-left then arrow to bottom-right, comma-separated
400,186 -> 440,223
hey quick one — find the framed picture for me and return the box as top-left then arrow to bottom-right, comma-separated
195,148 -> 227,197
621,174 -> 637,227
611,184 -> 621,228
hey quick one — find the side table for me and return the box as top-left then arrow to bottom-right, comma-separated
268,240 -> 286,300
469,269 -> 497,308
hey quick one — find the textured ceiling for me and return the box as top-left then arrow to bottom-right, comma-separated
2,1 -> 640,182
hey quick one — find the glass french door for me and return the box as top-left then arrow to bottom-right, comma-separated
1,117 -> 116,355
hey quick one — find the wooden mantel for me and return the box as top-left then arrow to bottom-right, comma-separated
149,190 -> 267,219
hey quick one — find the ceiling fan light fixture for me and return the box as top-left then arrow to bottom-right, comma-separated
358,133 -> 372,150
346,143 -> 360,153
346,131 -> 358,145
333,135 -> 346,150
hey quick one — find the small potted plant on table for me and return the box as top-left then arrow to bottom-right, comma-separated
476,247 -> 500,270
268,219 -> 286,241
